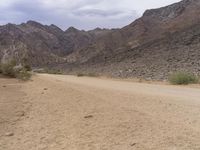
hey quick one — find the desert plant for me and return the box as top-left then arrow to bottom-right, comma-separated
169,72 -> 199,85
1,60 -> 17,77
32,68 -> 63,74
15,68 -> 31,81
87,72 -> 98,77
23,64 -> 31,71
44,68 -> 63,74
0,64 -> 2,74
77,72 -> 98,77
77,73 -> 85,77
0,60 -> 31,80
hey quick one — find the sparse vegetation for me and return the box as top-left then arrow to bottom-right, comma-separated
15,68 -> 32,81
23,64 -> 32,71
76,72 -> 98,77
0,60 -> 31,80
77,73 -> 85,77
21,57 -> 32,71
1,60 -> 17,77
44,68 -> 63,75
0,64 -> 2,74
169,72 -> 199,85
87,73 -> 98,77
33,68 -> 63,74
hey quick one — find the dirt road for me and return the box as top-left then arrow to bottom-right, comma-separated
1,74 -> 200,150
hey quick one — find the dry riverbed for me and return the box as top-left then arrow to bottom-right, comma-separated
1,74 -> 200,150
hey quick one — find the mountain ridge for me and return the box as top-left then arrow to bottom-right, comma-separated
1,0 -> 200,80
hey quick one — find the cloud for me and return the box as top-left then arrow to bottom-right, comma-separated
72,8 -> 136,19
0,0 -> 181,30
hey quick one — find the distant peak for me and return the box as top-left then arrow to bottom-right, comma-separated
88,27 -> 109,33
50,24 -> 59,28
5,23 -> 18,30
94,27 -> 102,31
143,0 -> 193,19
49,24 -> 63,31
65,26 -> 79,33
26,20 -> 45,29
27,20 -> 42,25
6,23 -> 16,27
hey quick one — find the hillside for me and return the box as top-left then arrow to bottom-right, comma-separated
64,0 -> 200,80
0,21 -> 110,66
0,0 -> 200,80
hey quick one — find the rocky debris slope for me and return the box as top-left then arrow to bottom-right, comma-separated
63,0 -> 200,80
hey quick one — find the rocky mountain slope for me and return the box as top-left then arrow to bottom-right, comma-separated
0,21 -> 110,66
0,0 -> 200,80
64,0 -> 200,79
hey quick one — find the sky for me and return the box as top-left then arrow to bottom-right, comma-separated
0,0 -> 181,30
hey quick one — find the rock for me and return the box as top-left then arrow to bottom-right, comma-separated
16,111 -> 25,117
5,132 -> 14,137
130,143 -> 137,147
84,115 -> 93,119
43,88 -> 48,91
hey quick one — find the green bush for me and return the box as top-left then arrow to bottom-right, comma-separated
0,60 -> 31,80
33,68 -> 62,75
16,69 -> 31,81
1,60 -> 17,77
169,72 -> 199,85
21,57 -> 31,71
44,68 -> 63,74
23,64 -> 31,71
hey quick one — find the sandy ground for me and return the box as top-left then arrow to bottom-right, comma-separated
1,74 -> 200,150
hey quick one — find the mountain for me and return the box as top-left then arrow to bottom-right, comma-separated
0,21 -> 110,66
0,21 -> 65,66
0,0 -> 200,80
64,0 -> 200,80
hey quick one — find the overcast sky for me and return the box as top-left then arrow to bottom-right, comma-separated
0,0 -> 181,30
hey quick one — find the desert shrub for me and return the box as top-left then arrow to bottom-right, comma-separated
49,69 -> 62,74
0,64 -> 2,74
23,64 -> 31,71
77,72 -> 98,77
77,73 -> 85,77
87,73 -> 98,77
169,72 -> 199,85
45,68 -> 63,74
33,68 -> 62,74
1,60 -> 17,77
15,68 -> 31,81
21,57 -> 31,71
0,60 -> 31,80
32,68 -> 46,73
